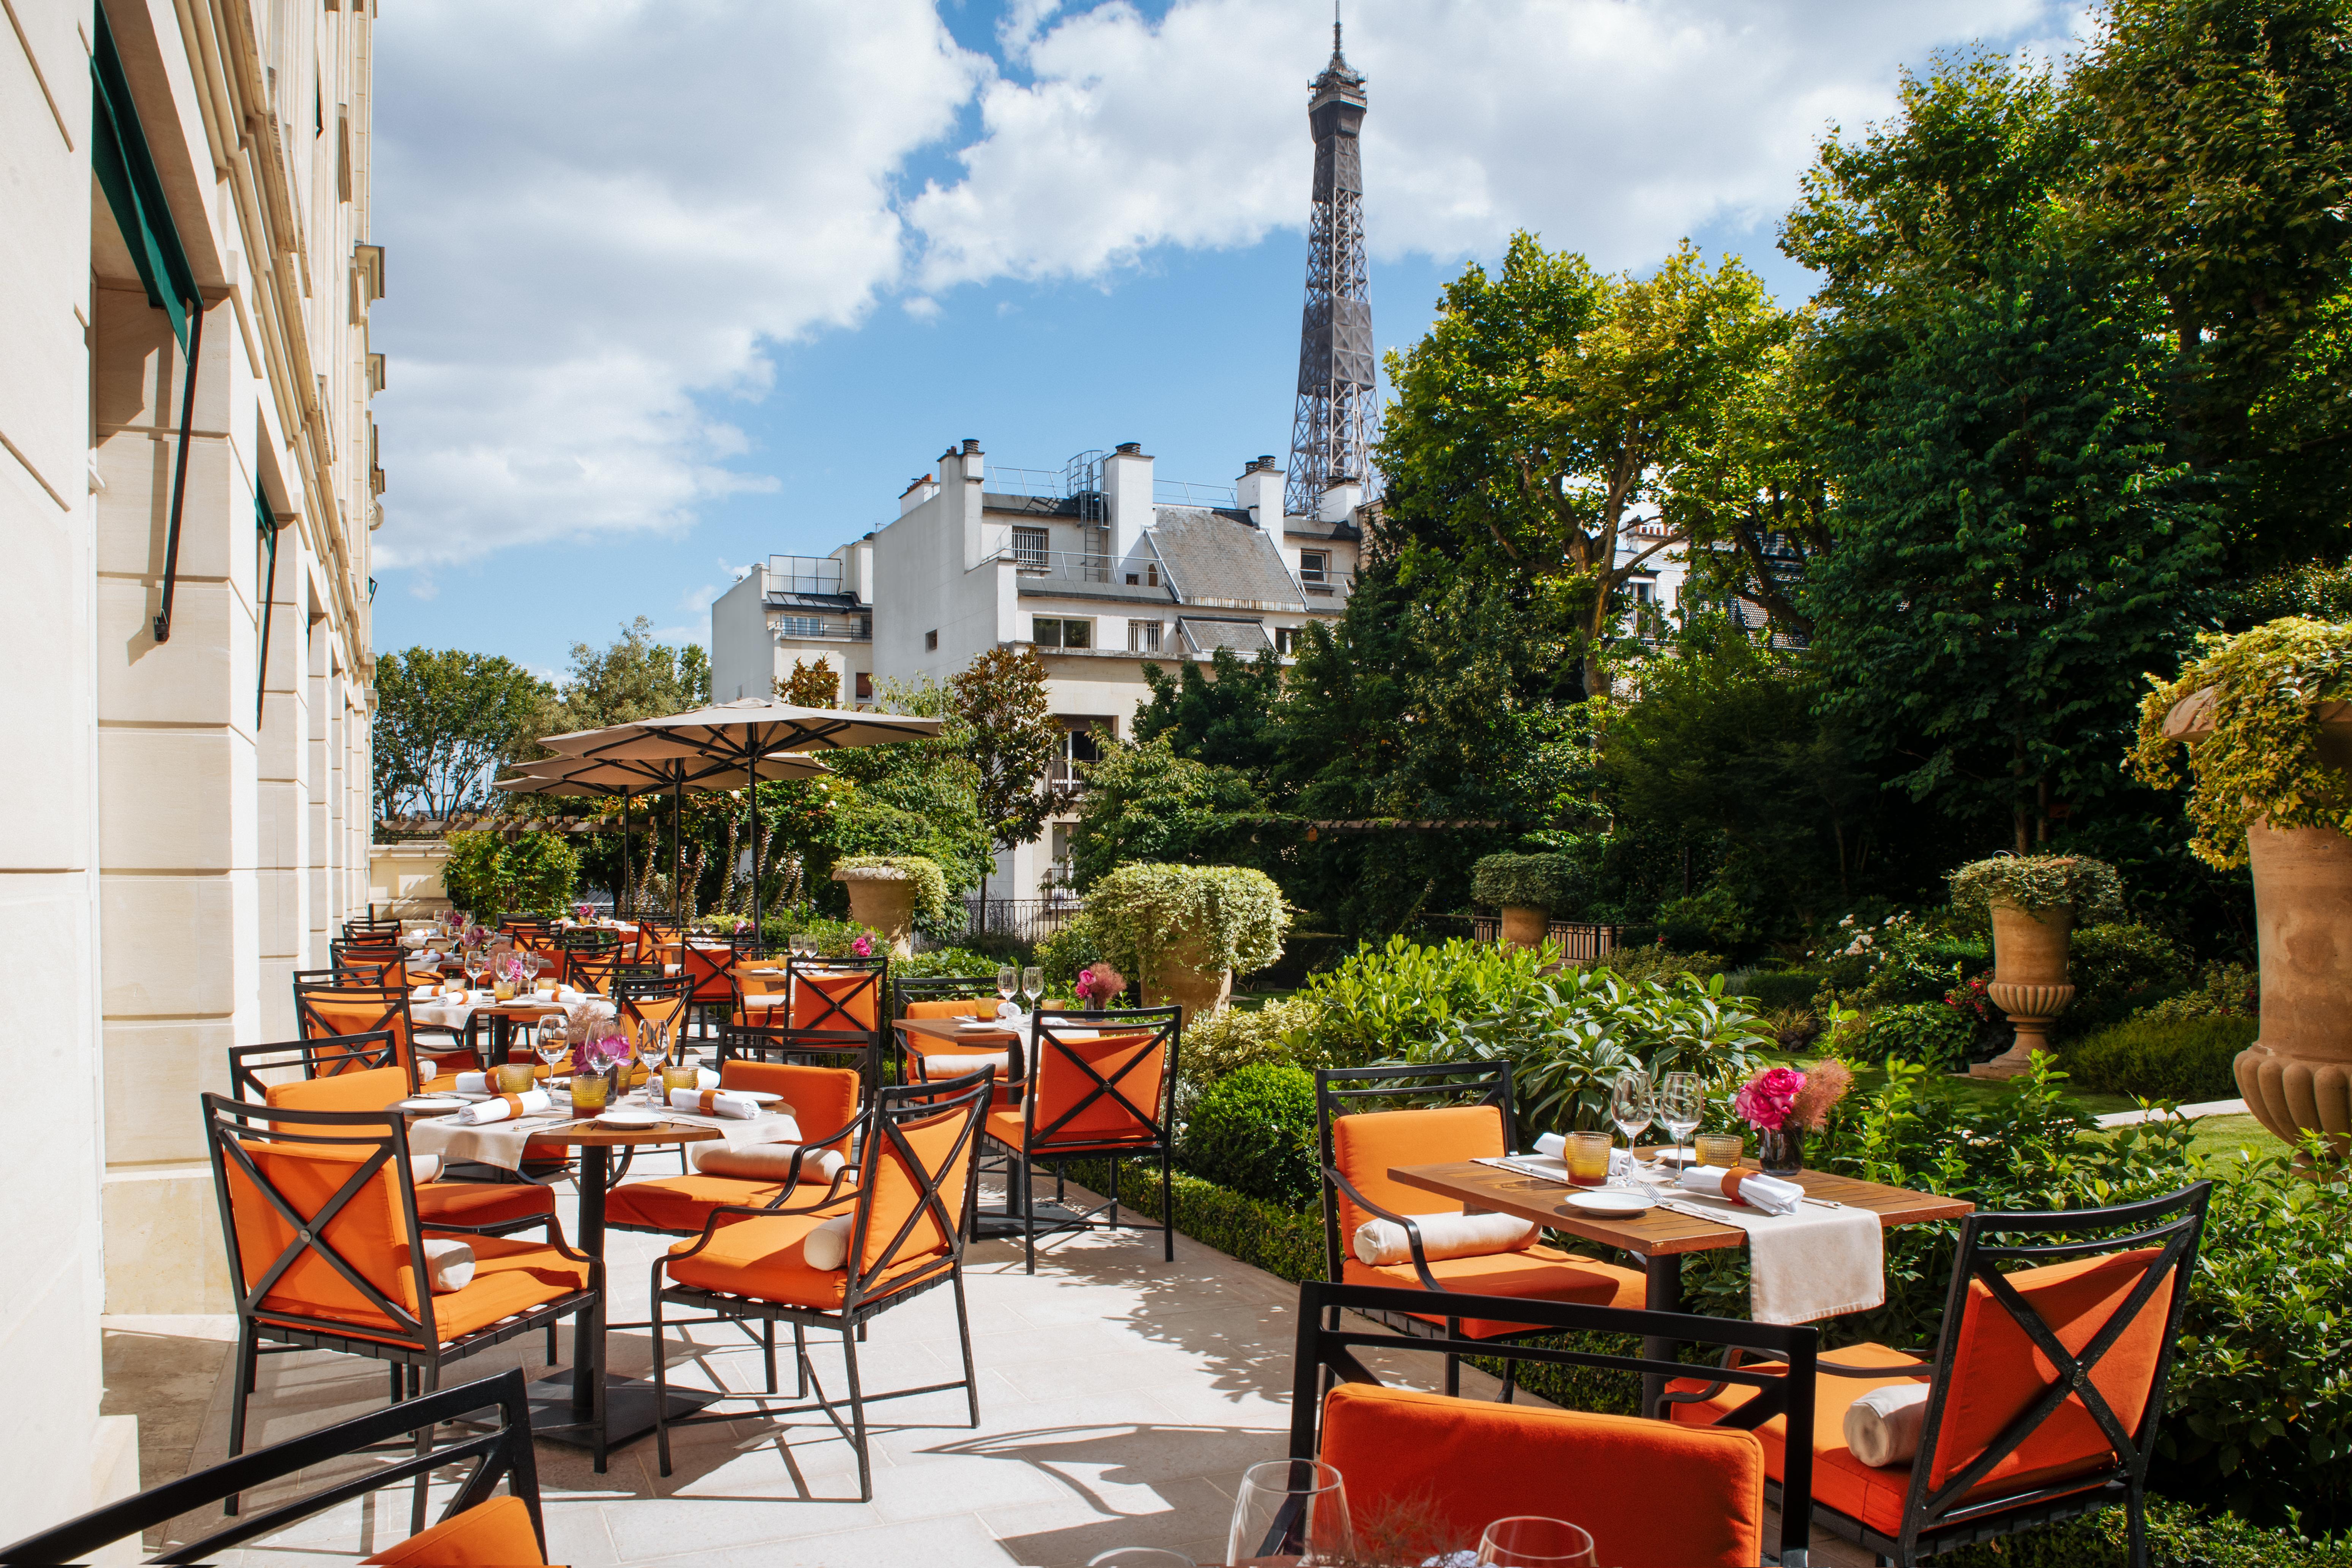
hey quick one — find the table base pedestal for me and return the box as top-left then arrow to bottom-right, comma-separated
970,1197 -> 1097,1241
524,1373 -> 721,1452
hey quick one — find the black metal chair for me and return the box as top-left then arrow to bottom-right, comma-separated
981,1005 -> 1181,1274
0,1369 -> 549,1566
1662,1183 -> 2213,1567
1288,1280 -> 1818,1568
201,1094 -> 604,1514
1313,1061 -> 1645,1399
228,1029 -> 404,1099
648,1070 -> 993,1501
343,914 -> 404,940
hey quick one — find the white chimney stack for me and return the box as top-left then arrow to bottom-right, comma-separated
1102,441 -> 1154,558
1235,455 -> 1284,525
1316,474 -> 1364,524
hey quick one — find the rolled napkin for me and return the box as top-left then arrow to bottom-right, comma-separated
420,1237 -> 475,1293
692,1142 -> 849,1182
409,1155 -> 444,1184
1532,1132 -> 1566,1158
802,1213 -> 857,1271
1845,1380 -> 1933,1467
454,1089 -> 551,1125
993,1002 -> 1029,1027
923,1052 -> 1008,1079
417,1062 -> 438,1083
670,1087 -> 761,1119
1353,1211 -> 1536,1266
454,1071 -> 492,1095
1679,1165 -> 1805,1216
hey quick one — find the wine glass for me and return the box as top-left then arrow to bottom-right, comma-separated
1227,1459 -> 1351,1567
636,1023 -> 669,1106
1022,965 -> 1045,1007
1658,1072 -> 1703,1168
1611,1069 -> 1654,1167
1476,1516 -> 1598,1567
533,1017 -> 571,1081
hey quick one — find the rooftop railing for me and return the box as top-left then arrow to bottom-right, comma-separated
771,611 -> 872,642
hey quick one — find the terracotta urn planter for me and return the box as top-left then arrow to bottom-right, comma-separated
1499,905 -> 1550,950
1970,901 -> 2077,1080
831,865 -> 916,957
1143,932 -> 1231,1026
2165,693 -> 2352,1152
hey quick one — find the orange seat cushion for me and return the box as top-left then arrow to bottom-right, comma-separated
1340,1248 -> 1645,1337
904,998 -> 994,1020
1322,1382 -> 1764,1568
664,1206 -> 939,1310
984,1106 -> 1159,1154
608,1172 -> 799,1234
415,1179 -> 556,1231
361,1493 -> 551,1566
266,1066 -> 409,1113
1330,1105 -> 1508,1242
721,1060 -> 861,1136
1666,1249 -> 2172,1537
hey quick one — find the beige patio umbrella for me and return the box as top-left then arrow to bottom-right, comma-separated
495,748 -> 835,926
534,699 -> 944,931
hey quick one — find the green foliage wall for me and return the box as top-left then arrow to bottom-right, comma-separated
442,830 -> 580,921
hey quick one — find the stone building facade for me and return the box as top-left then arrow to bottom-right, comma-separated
1,0 -> 379,1516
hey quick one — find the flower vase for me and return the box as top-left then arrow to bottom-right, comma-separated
1757,1125 -> 1804,1177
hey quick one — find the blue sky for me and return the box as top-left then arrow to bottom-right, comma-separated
367,1 -> 2085,681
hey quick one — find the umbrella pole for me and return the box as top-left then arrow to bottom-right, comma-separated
747,754 -> 760,941
672,775 -> 683,927
621,790 -> 632,917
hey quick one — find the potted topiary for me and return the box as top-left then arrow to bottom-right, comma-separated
1947,853 -> 2123,1080
1470,853 -> 1587,950
1083,864 -> 1289,1025
2131,617 -> 2352,1153
830,855 -> 948,958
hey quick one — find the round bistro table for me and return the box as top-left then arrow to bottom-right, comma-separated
515,1115 -> 729,1465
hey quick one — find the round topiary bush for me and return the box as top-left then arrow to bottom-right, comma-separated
1179,1061 -> 1320,1208
1085,863 -> 1289,985
1947,854 -> 2124,920
1470,853 -> 1589,917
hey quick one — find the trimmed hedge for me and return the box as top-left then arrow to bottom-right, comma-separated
1937,1497 -> 2351,1568
2065,1015 -> 2259,1102
1469,853 -> 1587,916
1725,969 -> 1823,1013
1178,1062 -> 1320,1207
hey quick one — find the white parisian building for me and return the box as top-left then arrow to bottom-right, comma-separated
713,440 -> 1366,901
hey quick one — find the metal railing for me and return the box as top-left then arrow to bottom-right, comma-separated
1001,544 -> 1121,585
1421,913 -> 1623,961
766,554 -> 846,596
1154,477 -> 1239,507
771,613 -> 871,642
958,895 -> 1085,947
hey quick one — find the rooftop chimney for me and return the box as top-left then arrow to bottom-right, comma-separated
1102,443 -> 1154,559
961,438 -> 981,454
1316,472 -> 1364,524
1236,457 -> 1285,525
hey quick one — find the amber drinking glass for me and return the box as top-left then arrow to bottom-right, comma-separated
1564,1132 -> 1612,1187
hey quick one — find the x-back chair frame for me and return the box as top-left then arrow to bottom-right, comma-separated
292,971 -> 460,1075
0,1369 -> 546,1566
1289,1280 -> 1819,1568
228,1029 -> 406,1099
650,1070 -> 995,1501
201,1093 -> 605,1521
1314,1061 -> 1565,1397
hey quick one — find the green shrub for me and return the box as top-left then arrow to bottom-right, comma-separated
1400,968 -> 1774,1138
2144,959 -> 2260,1022
1948,852 -> 2125,920
1585,944 -> 1725,983
1085,863 -> 1289,984
1035,914 -> 1102,994
2071,921 -> 2188,1006
1062,1155 -> 1329,1286
1179,1062 -> 1320,1207
893,946 -> 1003,981
1177,998 -> 1323,1119
2065,1015 -> 2257,1101
1653,885 -> 1752,952
832,854 -> 949,923
1851,919 -> 1992,1008
1469,852 -> 1588,915
1292,937 -> 1559,1067
1937,1497 -> 2352,1568
1863,1001 -> 1978,1072
443,830 -> 579,922
1723,968 -> 1826,1013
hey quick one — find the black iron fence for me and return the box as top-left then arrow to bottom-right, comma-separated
956,896 -> 1084,948
1419,913 -> 1624,961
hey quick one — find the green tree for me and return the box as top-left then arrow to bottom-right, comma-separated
371,648 -> 552,819
1377,233 -> 1791,690
948,647 -> 1065,899
1068,738 -> 1263,888
776,657 -> 840,707
1133,647 -> 1286,786
1805,245 -> 2226,854
545,616 -> 711,738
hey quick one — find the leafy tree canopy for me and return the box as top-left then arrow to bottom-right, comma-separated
373,648 -> 552,819
1133,647 -> 1286,788
545,617 -> 711,739
948,647 -> 1066,887
1069,737 -> 1264,890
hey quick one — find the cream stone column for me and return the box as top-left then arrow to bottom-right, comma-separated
93,288 -> 250,1314
256,524 -> 310,1038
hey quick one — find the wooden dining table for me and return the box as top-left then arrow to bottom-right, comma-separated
1388,1153 -> 1974,1410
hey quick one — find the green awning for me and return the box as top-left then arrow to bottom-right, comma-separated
90,3 -> 198,349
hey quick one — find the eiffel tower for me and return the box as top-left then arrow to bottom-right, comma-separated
1284,5 -> 1377,520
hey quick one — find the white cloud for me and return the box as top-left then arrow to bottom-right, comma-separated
370,1 -> 985,567
907,0 -> 2066,288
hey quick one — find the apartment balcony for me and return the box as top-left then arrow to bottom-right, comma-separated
769,612 -> 872,642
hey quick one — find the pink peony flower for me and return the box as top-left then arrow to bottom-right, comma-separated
1076,963 -> 1125,1007
852,933 -> 874,958
1734,1066 -> 1806,1132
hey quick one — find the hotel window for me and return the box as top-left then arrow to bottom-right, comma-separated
924,629 -> 938,651
1034,617 -> 1091,649
1012,526 -> 1050,569
1299,550 -> 1330,584
776,614 -> 825,638
1128,619 -> 1161,653
1276,626 -> 1300,656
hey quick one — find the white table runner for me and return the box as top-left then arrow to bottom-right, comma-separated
1655,1191 -> 1884,1325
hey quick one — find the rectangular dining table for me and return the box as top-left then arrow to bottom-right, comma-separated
1388,1154 -> 1974,1411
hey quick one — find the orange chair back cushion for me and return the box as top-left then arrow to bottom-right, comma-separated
626,992 -> 688,1038
1321,1383 -> 1764,1568
360,1493 -> 547,1566
856,1102 -> 977,1274
298,993 -> 415,1074
225,1141 -> 423,1333
1928,1248 -> 2174,1495
723,1058 -> 863,1137
791,971 -> 881,1033
265,1065 -> 409,1113
905,997 -> 994,1020
1030,1031 -> 1165,1146
1331,1105 -> 1504,1238
683,945 -> 737,999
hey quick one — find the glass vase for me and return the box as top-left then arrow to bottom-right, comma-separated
1757,1124 -> 1805,1177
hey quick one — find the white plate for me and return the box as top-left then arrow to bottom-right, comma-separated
595,1109 -> 663,1130
395,1096 -> 465,1113
728,1089 -> 783,1105
1637,1147 -> 1700,1167
1559,1189 -> 1656,1219
955,1019 -> 1008,1031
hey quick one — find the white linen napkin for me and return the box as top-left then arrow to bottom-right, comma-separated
993,1002 -> 1029,1027
1678,1165 -> 1805,1216
1353,1211 -> 1535,1266
670,1087 -> 761,1119
1846,1381 -> 1933,1467
454,1088 -> 552,1125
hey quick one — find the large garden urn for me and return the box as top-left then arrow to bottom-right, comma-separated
1970,902 -> 2077,1080
2165,689 -> 2352,1154
831,864 -> 916,957
1143,932 -> 1231,1025
1498,906 -> 1550,949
